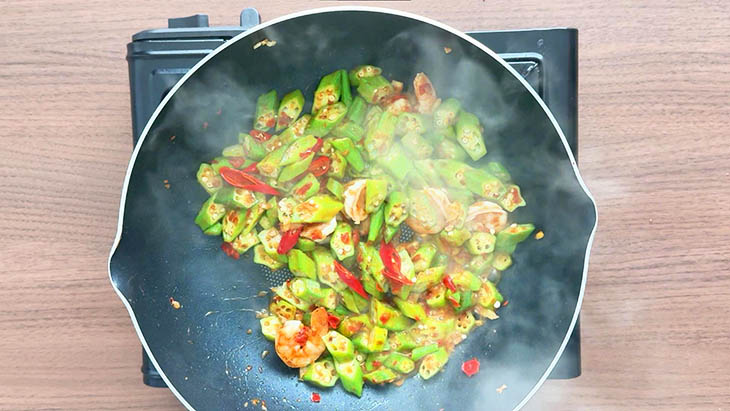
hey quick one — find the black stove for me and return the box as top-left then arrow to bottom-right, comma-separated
126,8 -> 581,388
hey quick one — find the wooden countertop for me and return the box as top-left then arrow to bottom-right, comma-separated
1,1 -> 728,409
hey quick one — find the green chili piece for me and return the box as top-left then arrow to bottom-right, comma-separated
370,299 -> 412,331
290,195 -> 343,224
330,222 -> 355,261
323,330 -> 355,362
401,131 -> 433,159
364,111 -> 398,155
291,173 -> 320,201
439,228 -> 471,247
330,138 -> 365,172
363,367 -> 398,385
393,297 -> 426,321
290,278 -> 325,303
254,244 -> 285,270
196,164 -> 223,195
346,96 -> 368,125
425,284 -> 447,308
326,177 -> 345,199
436,138 -> 469,161
413,266 -> 445,293
368,204 -> 385,243
254,90 -> 277,131
464,168 -> 508,200
195,196 -> 226,230
376,143 -> 413,181
203,222 -> 222,236
334,358 -> 364,397
349,65 -> 382,86
456,111 -> 487,161
384,352 -> 415,374
302,358 -> 339,388
312,246 -> 346,291
308,102 -> 348,137
495,223 -> 535,253
499,184 -> 526,212
276,89 -> 304,131
259,315 -> 282,341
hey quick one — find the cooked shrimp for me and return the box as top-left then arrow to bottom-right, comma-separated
466,201 -> 508,233
343,179 -> 367,224
413,73 -> 441,114
301,216 -> 337,242
275,307 -> 328,368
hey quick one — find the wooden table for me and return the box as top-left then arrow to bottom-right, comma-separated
1,1 -> 729,409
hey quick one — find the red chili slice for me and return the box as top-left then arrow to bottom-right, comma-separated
340,232 -> 350,245
249,129 -> 272,142
327,313 -> 341,329
308,156 -> 331,177
300,138 -> 324,158
242,162 -> 258,173
372,360 -> 382,368
461,358 -> 480,377
295,182 -> 313,196
294,327 -> 309,344
228,157 -> 246,168
311,392 -> 321,403
277,227 -> 302,255
333,260 -> 369,300
219,167 -> 280,195
442,275 -> 457,292
379,241 -> 414,285
447,295 -> 461,307
221,242 -> 240,259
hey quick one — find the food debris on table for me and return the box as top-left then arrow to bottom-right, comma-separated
311,392 -> 321,403
169,297 -> 181,309
247,328 -> 253,334
496,384 -> 507,394
535,230 -> 544,239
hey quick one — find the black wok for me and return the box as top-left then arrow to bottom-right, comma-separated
109,7 -> 597,410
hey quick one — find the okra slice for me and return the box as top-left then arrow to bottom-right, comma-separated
269,298 -> 297,321
312,70 -> 342,114
364,352 -> 390,372
239,132 -> 268,161
434,159 -> 471,189
395,113 -> 427,136
364,111 -> 398,156
388,331 -> 417,352
486,161 -> 512,182
323,330 -> 355,362
280,135 -> 318,167
241,204 -> 265,236
495,223 -> 535,253
330,222 -> 355,261
259,315 -> 282,341
393,297 -> 427,322
365,179 -> 388,214
339,69 -> 352,106
412,243 -> 438,273
357,75 -> 394,104
326,177 -> 344,199
290,195 -> 344,223
466,253 -> 494,275
331,120 -> 365,141
433,97 -> 462,129
196,164 -> 223,194
370,299 -> 412,331
254,89 -> 277,131
272,282 -> 311,311
477,281 -> 504,309
361,270 -> 385,300
384,224 -> 399,243
364,367 -> 398,385
221,143 -> 245,158
411,344 -> 439,361
327,151 -> 347,180
452,270 -> 482,292
498,184 -> 526,212
384,191 -> 409,226
414,160 -> 444,187
467,232 -> 496,255
346,96 -> 368,125
290,278 -> 325,303
203,222 -> 222,236
318,287 -> 338,310
341,288 -> 368,314
418,348 -> 449,380
295,237 -> 316,252
348,65 -> 382,87
308,102 -> 348,137
363,105 -> 383,131
368,326 -> 388,352
231,230 -> 259,254
254,244 -> 285,270
455,312 -> 476,334
302,358 -> 339,388
278,114 -> 312,143
215,186 -> 260,209
435,138 -> 469,161
455,111 -> 487,161
401,131 -> 433,159
222,209 -> 246,242
454,290 -> 475,312
384,352 -> 415,374
464,168 -> 508,201
432,252 -> 449,268
330,138 -> 365,172
439,227 -> 471,247
338,314 -> 372,338
492,252 -> 512,271
194,196 -> 226,230
425,284 -> 447,308
312,246 -> 346,291
377,143 -> 413,181
276,89 -> 305,131
257,144 -> 288,178
367,204 -> 385,243
257,227 -> 282,256
291,173 -> 320,201
278,153 -> 314,183
287,249 -> 316,280
334,358 -> 364,397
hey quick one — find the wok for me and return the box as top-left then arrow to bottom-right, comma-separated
109,7 -> 597,410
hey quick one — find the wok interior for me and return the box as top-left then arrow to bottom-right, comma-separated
111,10 -> 596,410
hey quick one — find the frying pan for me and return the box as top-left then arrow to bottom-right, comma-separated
109,7 -> 597,410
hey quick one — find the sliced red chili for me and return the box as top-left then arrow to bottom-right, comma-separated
307,156 -> 331,177
219,167 -> 281,195
221,242 -> 240,260
379,241 -> 413,285
242,162 -> 258,173
294,327 -> 309,345
277,227 -> 302,255
442,275 -> 457,292
300,138 -> 324,158
461,358 -> 480,377
447,295 -> 460,307
266,118 -> 276,128
310,392 -> 321,403
228,157 -> 246,168
250,129 -> 272,142
379,313 -> 390,324
295,182 -> 313,196
333,260 -> 369,300
340,232 -> 350,245
327,313 -> 341,329
372,360 -> 382,368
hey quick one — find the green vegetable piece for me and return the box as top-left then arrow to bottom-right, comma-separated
363,105 -> 383,132
269,298 -> 297,320
280,135 -> 318,167
257,144 -> 288,178
257,227 -> 281,255
419,318 -> 456,340
365,179 -> 388,214
357,75 -> 394,104
196,164 -> 223,195
370,299 -> 412,331
384,352 -> 415,374
466,253 -> 494,275
363,367 -> 398,385
221,209 -> 246,242
384,191 -> 409,226
364,352 -> 390,372
486,162 -> 512,182
330,222 -> 355,261
413,266 -> 445,293
499,184 -> 526,212
333,304 -> 350,317
259,315 -> 282,341
330,138 -> 365,172
351,332 -> 371,354
376,143 -> 413,181
278,153 -> 314,183
495,223 -> 536,253
295,237 -> 316,252
231,230 -> 259,254
433,97 -> 462,129
203,222 -> 222,236
395,113 -> 427,136
326,177 -> 345,199
276,89 -> 305,131
367,326 -> 389,352
240,203 -> 266,236
364,111 -> 399,156
334,358 -> 364,397
278,114 -> 312,144
389,331 -> 417,352
339,69 -> 353,106
323,330 -> 355,362
456,111 -> 487,161
302,358 -> 338,388
308,102 -> 348,137
411,344 -> 440,361
349,65 -> 382,87
368,204 -> 385,243
412,243 -> 438,272
331,120 -> 365,141
452,270 -> 482,292
401,131 -> 433,159
258,214 -> 274,230
291,173 -> 320,201
467,232 -> 496,255
477,281 -> 504,309
439,228 -> 471,247
492,252 -> 512,271
360,243 -> 389,293
287,249 -> 316,280
346,96 -> 368,125
435,138 -> 469,161
394,248 -> 416,300
238,132 -> 268,161
455,312 -> 476,334
222,144 -> 245,157
272,282 -> 311,310
425,284 -> 447,308
393,297 -> 426,321
326,150 -> 347,180
290,278 -> 325,303
341,288 -> 368,314
254,89 -> 277,131
432,252 -> 449,268
312,70 -> 342,114
454,290 -> 475,312
384,224 -> 399,243
312,246 -> 346,291
434,159 -> 471,189
254,244 -> 285,270
464,168 -> 508,201
338,314 -> 372,338
318,287 -> 338,310
215,187 -> 260,209
290,195 -> 344,223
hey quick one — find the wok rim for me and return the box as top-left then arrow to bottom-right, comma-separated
108,6 -> 598,411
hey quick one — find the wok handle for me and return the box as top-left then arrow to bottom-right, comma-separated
142,349 -> 167,387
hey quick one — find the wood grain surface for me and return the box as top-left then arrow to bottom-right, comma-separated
1,0 -> 729,410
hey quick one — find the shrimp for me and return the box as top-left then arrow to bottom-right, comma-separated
275,307 -> 328,368
413,73 -> 441,114
301,216 -> 337,242
465,201 -> 508,233
343,179 -> 367,224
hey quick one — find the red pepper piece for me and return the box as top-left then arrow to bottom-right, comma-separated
277,227 -> 302,254
333,260 -> 369,300
447,295 -> 460,307
294,327 -> 309,344
379,241 -> 413,285
243,162 -> 258,173
461,358 -> 480,377
311,392 -> 321,403
307,156 -> 331,177
372,361 -> 382,368
250,129 -> 272,142
327,313 -> 341,329
300,138 -> 323,158
442,275 -> 456,292
219,167 -> 281,195
220,242 -> 240,260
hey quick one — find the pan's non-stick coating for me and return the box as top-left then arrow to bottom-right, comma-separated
110,9 -> 596,411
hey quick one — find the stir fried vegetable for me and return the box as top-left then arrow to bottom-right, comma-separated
193,66 -> 535,397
